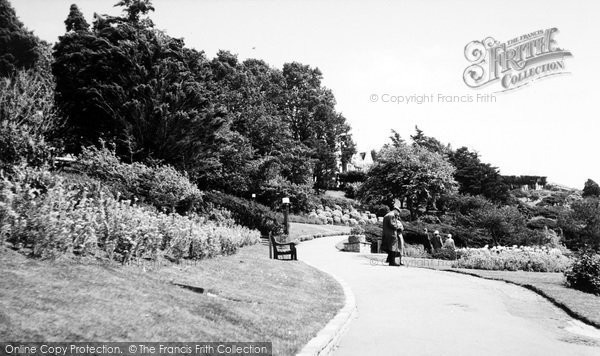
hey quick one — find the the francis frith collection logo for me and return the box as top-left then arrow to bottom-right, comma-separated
463,28 -> 572,92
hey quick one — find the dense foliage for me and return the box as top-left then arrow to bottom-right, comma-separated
202,190 -> 283,236
76,144 -> 204,213
448,147 -> 510,203
582,179 -> 600,198
357,141 -> 457,219
51,0 -> 356,199
454,246 -> 571,272
564,252 -> 600,295
0,69 -> 61,171
558,198 -> 600,252
0,167 -> 261,261
0,0 -> 42,76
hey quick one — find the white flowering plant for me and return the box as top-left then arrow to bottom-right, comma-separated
453,245 -> 572,272
0,167 -> 261,262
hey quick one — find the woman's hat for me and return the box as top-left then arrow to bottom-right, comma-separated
392,198 -> 402,211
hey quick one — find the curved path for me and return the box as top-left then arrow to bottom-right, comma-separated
301,236 -> 600,356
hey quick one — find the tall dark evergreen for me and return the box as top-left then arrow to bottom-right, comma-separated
64,4 -> 89,32
53,0 -> 224,168
448,147 -> 510,203
52,0 -> 356,196
410,126 -> 448,156
0,0 -> 40,77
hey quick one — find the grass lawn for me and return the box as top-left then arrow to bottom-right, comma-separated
444,268 -> 600,328
289,222 -> 351,240
0,244 -> 344,355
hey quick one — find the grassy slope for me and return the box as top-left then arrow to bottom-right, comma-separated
0,244 -> 344,355
289,222 -> 351,239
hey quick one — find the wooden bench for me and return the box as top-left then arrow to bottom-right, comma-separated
269,234 -> 298,261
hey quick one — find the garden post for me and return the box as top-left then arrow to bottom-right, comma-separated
282,197 -> 290,237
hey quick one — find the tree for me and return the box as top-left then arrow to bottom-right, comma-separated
389,129 -> 405,147
448,146 -> 510,203
64,4 -> 90,32
410,126 -> 448,156
280,62 -> 354,189
53,0 -> 354,203
559,198 -> 600,252
582,179 -> 600,198
53,0 -> 225,169
357,142 -> 457,219
114,0 -> 155,25
0,0 -> 40,77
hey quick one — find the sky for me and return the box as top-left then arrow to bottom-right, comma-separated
10,0 -> 600,189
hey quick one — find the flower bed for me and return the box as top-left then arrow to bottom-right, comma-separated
0,168 -> 261,261
453,245 -> 572,272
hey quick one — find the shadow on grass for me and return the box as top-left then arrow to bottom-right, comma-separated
0,244 -> 344,356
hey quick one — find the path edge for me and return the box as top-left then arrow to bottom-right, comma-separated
296,251 -> 357,356
443,269 -> 600,329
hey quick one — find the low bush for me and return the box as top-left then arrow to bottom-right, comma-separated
432,247 -> 457,260
350,225 -> 365,236
363,223 -> 382,243
454,246 -> 572,272
0,167 -> 261,261
564,252 -> 600,295
373,204 -> 390,217
343,182 -> 362,199
404,244 -> 429,258
202,190 -> 283,236
320,195 -> 355,211
337,171 -> 367,185
77,145 -> 203,213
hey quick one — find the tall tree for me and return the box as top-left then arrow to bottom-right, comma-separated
64,4 -> 90,32
410,126 -> 448,156
448,146 -> 510,203
53,0 -> 225,169
280,62 -> 354,189
0,0 -> 40,77
358,142 -> 457,219
389,129 -> 405,147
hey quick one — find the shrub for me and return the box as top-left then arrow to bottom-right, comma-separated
404,244 -> 429,258
0,168 -> 261,261
454,246 -> 572,272
0,70 -> 62,170
350,225 -> 365,236
443,194 -> 492,215
344,182 -> 362,199
373,204 -> 390,217
432,248 -> 457,260
337,171 -> 367,185
0,121 -> 55,171
77,145 -> 203,213
558,198 -> 600,252
320,195 -> 354,211
202,190 -> 283,236
564,252 -> 600,295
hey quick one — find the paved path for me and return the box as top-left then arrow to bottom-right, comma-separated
300,236 -> 600,356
